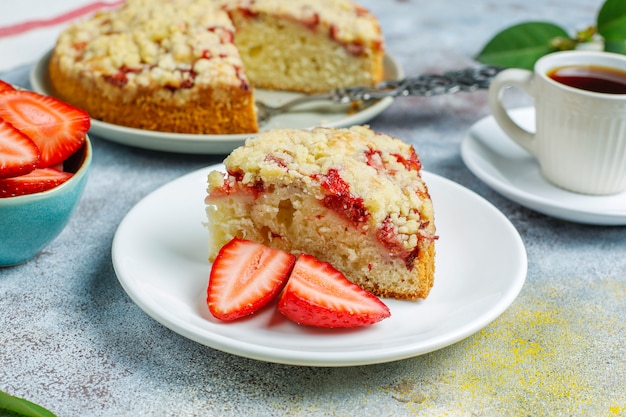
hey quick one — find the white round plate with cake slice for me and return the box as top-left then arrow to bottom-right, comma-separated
30,50 -> 402,155
111,164 -> 527,367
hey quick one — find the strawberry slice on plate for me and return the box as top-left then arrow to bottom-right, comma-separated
0,119 -> 39,179
207,237 -> 296,321
0,167 -> 73,197
0,90 -> 90,168
278,253 -> 391,328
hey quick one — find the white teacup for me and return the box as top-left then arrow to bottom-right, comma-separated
488,50 -> 626,195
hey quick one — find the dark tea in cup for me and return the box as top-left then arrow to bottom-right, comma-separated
547,65 -> 626,94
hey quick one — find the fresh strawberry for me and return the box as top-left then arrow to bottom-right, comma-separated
0,80 -> 15,92
278,254 -> 391,328
207,237 -> 296,321
0,119 -> 39,179
0,90 -> 90,168
0,167 -> 72,197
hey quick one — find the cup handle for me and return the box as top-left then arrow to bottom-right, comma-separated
488,68 -> 537,155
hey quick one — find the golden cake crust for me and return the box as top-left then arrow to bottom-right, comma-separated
48,54 -> 257,134
205,126 -> 437,300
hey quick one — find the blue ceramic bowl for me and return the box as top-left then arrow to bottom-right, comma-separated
0,136 -> 92,266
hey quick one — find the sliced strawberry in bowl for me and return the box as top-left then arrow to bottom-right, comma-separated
0,168 -> 73,198
207,237 -> 296,321
0,80 -> 15,92
0,119 -> 39,179
0,90 -> 90,168
278,253 -> 391,328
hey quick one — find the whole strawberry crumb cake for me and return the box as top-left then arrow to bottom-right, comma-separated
48,0 -> 384,134
205,126 -> 437,300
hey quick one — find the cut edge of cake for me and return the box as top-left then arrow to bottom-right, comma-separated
225,0 -> 385,93
48,0 -> 386,134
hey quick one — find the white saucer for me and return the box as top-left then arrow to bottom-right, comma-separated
30,50 -> 402,154
112,164 -> 527,367
461,107 -> 626,226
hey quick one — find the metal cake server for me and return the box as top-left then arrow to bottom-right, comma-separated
255,65 -> 502,125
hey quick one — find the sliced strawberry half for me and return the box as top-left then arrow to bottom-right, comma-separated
0,80 -> 15,92
0,167 -> 73,197
278,254 -> 391,328
0,119 -> 40,179
0,90 -> 90,168
207,237 -> 296,321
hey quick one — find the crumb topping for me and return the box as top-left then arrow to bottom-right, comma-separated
223,0 -> 383,52
53,0 -> 248,94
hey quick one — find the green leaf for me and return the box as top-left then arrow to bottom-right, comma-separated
604,39 -> 626,54
597,0 -> 626,40
476,21 -> 571,69
0,390 -> 57,417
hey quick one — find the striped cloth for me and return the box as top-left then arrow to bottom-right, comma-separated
0,1 -> 123,72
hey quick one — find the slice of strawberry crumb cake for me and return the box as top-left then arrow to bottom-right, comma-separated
205,126 -> 436,300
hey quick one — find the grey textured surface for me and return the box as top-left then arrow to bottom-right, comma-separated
1,1 -> 625,416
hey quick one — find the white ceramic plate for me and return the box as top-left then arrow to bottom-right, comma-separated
30,51 -> 402,154
461,107 -> 626,226
111,165 -> 527,367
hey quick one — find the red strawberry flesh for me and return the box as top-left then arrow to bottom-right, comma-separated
278,253 -> 390,328
0,80 -> 15,92
0,90 -> 90,168
0,167 -> 73,198
207,237 -> 296,321
0,119 -> 40,179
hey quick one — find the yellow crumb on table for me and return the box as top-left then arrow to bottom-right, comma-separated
380,277 -> 626,417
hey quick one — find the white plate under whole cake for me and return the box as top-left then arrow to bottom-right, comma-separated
111,164 -> 527,367
30,50 -> 403,155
